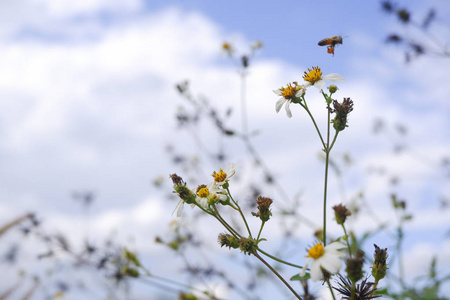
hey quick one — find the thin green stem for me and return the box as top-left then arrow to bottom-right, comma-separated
226,187 -> 252,238
351,280 -> 356,300
257,248 -> 303,269
326,279 -> 337,300
369,278 -> 380,298
329,130 -> 339,152
209,206 -> 241,238
341,224 -> 352,258
397,225 -> 406,289
323,107 -> 331,246
253,252 -> 303,300
256,221 -> 265,241
146,274 -> 208,295
301,101 -> 326,149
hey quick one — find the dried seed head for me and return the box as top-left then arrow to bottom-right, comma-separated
333,204 -> 351,225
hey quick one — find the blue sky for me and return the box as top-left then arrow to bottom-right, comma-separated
1,0 -> 450,299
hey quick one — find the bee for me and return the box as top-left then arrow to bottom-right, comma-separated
318,35 -> 344,56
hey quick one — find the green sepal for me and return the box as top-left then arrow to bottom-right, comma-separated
290,273 -> 310,281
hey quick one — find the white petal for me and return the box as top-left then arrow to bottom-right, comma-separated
320,255 -> 342,274
226,163 -> 235,177
313,80 -> 326,90
217,194 -> 228,201
295,88 -> 305,97
310,260 -> 324,281
275,98 -> 287,113
285,100 -> 292,118
176,201 -> 184,217
273,89 -> 282,95
323,73 -> 345,82
197,197 -> 208,209
326,242 -> 346,253
300,257 -> 312,276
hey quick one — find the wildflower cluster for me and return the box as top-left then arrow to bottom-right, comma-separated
274,66 -> 349,123
169,60 -> 390,300
170,163 -> 236,217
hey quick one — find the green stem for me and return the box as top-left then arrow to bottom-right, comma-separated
326,279 -> 337,300
253,252 -> 303,300
210,206 -> 242,238
369,278 -> 379,298
301,101 -> 326,149
257,248 -> 303,269
341,224 -> 352,257
256,221 -> 265,241
146,274 -> 208,295
227,187 -> 252,238
329,130 -> 339,152
323,106 -> 331,246
351,280 -> 356,300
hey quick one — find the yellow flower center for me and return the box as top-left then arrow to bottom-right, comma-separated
308,243 -> 325,259
303,66 -> 323,84
280,82 -> 299,99
212,169 -> 227,182
197,187 -> 209,198
222,43 -> 233,52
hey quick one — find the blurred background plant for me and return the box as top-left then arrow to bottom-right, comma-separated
1,0 -> 449,299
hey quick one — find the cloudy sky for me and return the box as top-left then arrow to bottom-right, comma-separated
1,0 -> 450,299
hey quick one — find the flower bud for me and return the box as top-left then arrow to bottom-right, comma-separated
170,174 -> 195,204
178,293 -> 198,300
333,204 -> 351,225
218,233 -> 239,250
238,237 -> 258,255
124,249 -> 141,267
328,84 -> 338,94
372,244 -> 388,281
331,98 -> 354,132
122,266 -> 139,278
252,196 -> 273,222
346,250 -> 365,282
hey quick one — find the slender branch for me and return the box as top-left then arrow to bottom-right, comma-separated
256,221 -> 265,241
253,252 -> 303,300
257,248 -> 303,269
226,187 -> 252,238
323,105 -> 332,246
301,101 -> 326,149
326,279 -> 337,300
341,224 -> 352,258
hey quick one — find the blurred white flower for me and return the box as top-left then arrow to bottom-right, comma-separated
301,242 -> 346,281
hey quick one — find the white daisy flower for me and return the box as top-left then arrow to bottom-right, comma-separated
301,242 -> 346,281
211,163 -> 236,186
302,66 -> 345,90
274,82 -> 305,118
195,182 -> 228,208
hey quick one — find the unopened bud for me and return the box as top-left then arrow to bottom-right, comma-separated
372,244 -> 388,281
331,98 -> 354,132
346,250 -> 365,282
328,84 -> 338,94
333,204 -> 351,225
252,196 -> 273,222
218,233 -> 239,250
